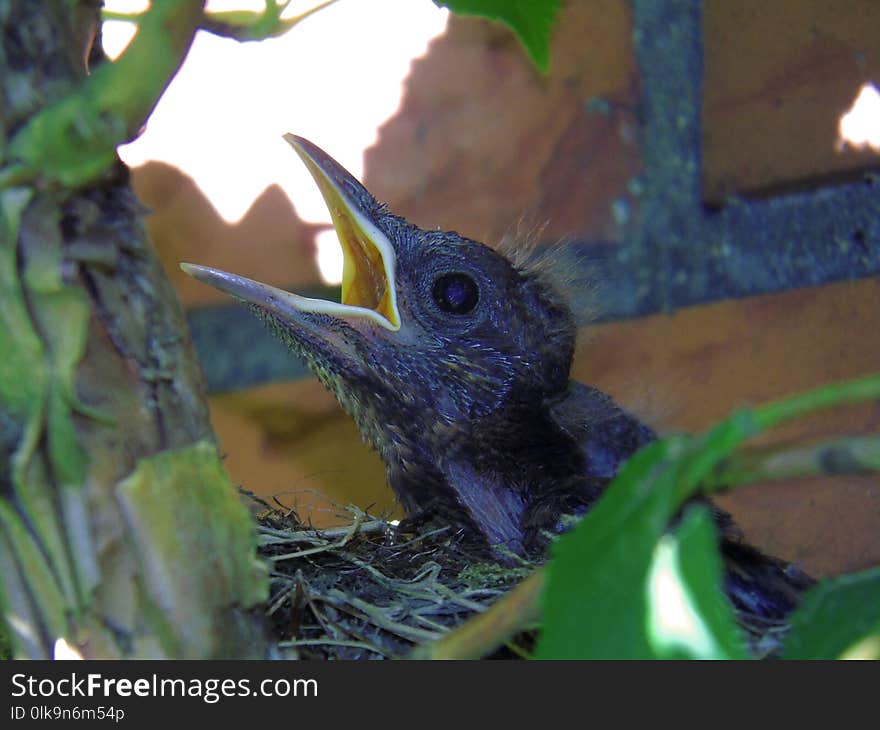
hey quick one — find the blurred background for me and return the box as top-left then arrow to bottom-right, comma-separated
104,0 -> 880,578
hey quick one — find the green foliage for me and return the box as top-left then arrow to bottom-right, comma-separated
0,189 -> 43,431
0,623 -> 10,660
2,0 -> 563,192
5,1 -> 204,190
434,0 -> 561,72
645,507 -> 747,659
537,422 -> 753,659
782,567 -> 880,659
0,190 -> 90,643
538,374 -> 880,659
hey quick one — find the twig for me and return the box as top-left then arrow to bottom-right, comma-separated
278,638 -> 391,657
101,10 -> 145,21
258,518 -> 390,545
503,641 -> 532,659
199,0 -> 338,42
0,163 -> 31,191
268,511 -> 365,561
323,590 -> 444,644
410,614 -> 452,633
266,585 -> 294,616
410,570 -> 545,660
705,434 -> 880,490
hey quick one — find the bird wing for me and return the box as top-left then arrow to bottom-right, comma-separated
548,380 -> 656,479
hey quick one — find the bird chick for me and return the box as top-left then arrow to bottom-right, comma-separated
182,135 -> 650,556
182,136 -> 810,624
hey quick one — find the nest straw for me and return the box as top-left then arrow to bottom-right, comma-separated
253,496 -> 537,659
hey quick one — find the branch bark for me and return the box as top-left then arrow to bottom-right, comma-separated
0,0 -> 268,658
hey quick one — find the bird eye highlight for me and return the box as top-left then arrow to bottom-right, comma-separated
431,272 -> 480,315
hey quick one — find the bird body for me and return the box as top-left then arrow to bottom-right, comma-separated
182,135 -> 811,629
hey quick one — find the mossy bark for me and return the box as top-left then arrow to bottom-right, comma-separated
0,0 -> 268,658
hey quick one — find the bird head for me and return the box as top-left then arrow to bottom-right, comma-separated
182,136 -> 576,465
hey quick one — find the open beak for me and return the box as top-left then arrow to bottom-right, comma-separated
181,134 -> 400,331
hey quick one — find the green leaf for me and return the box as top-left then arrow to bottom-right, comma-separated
782,567 -> 880,659
434,0 -> 561,72
20,200 -> 91,488
646,506 -> 747,659
537,415 -> 759,659
0,189 -> 43,423
536,441 -> 748,658
536,440 -> 685,659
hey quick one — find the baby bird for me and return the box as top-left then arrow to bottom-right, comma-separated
182,135 -> 811,626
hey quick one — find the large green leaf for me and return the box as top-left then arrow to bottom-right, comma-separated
536,444 -> 672,658
646,506 -> 747,659
536,434 -> 749,659
537,410 -> 760,659
434,0 -> 561,72
537,376 -> 880,660
782,567 -> 880,660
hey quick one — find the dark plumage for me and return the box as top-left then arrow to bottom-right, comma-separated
182,136 -> 812,631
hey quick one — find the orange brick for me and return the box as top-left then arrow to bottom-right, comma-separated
576,278 -> 880,576
365,0 -> 641,244
132,162 -> 326,308
703,0 -> 880,202
210,380 -> 393,526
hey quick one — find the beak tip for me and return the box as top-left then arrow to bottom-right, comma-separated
283,132 -> 307,155
180,263 -> 222,287
179,262 -> 207,280
283,134 -> 325,171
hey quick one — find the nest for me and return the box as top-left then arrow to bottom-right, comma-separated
248,492 -> 792,660
250,493 -> 536,659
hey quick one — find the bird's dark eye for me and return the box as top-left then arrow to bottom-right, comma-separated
431,272 -> 479,315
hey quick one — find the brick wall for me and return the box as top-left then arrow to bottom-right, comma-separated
135,0 -> 880,577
